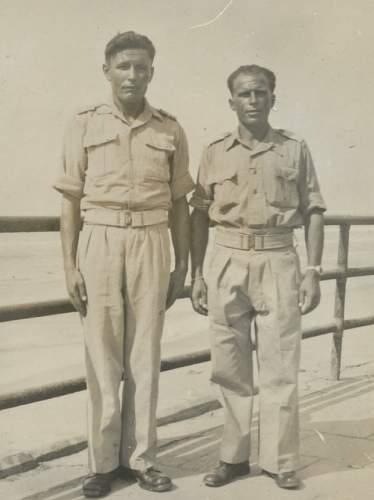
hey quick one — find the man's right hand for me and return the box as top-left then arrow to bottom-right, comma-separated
65,267 -> 87,316
191,277 -> 208,316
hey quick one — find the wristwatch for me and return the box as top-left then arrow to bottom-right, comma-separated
305,265 -> 323,275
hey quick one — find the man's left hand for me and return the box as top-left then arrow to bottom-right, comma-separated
299,270 -> 321,314
166,268 -> 187,310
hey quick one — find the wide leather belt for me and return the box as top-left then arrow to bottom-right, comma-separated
215,228 -> 293,251
83,209 -> 169,228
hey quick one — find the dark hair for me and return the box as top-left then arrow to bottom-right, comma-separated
105,31 -> 156,63
227,65 -> 276,94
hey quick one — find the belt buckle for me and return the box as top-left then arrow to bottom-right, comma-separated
254,234 -> 265,250
240,234 -> 254,250
118,211 -> 132,227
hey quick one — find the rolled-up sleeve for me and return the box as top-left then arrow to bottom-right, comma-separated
53,114 -> 87,199
170,125 -> 194,200
298,140 -> 326,216
189,146 -> 214,212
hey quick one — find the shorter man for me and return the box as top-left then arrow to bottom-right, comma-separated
190,65 -> 325,489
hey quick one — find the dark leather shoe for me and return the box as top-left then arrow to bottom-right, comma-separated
133,467 -> 173,492
263,470 -> 301,489
204,461 -> 250,487
115,466 -> 136,482
82,472 -> 112,498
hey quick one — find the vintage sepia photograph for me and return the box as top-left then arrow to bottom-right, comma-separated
1,1 -> 374,499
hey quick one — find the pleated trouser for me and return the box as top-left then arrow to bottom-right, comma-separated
208,242 -> 302,473
77,222 -> 170,473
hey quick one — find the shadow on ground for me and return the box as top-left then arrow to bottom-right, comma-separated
18,375 -> 374,500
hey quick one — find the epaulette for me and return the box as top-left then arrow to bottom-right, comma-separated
77,103 -> 106,115
157,108 -> 177,121
276,129 -> 303,142
208,131 -> 231,146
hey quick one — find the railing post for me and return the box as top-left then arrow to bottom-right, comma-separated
331,223 -> 350,380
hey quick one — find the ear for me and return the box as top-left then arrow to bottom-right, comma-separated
271,93 -> 276,108
103,63 -> 111,82
229,97 -> 235,112
149,66 -> 155,83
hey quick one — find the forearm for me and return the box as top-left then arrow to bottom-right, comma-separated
190,208 -> 210,279
60,195 -> 81,271
304,211 -> 324,266
170,196 -> 190,272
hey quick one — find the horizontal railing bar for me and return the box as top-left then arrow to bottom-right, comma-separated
0,299 -> 74,322
0,293 -> 193,323
324,215 -> 374,225
0,349 -> 211,411
2,315 -> 373,411
344,315 -> 374,329
4,264 -> 374,322
1,214 -> 374,233
0,216 -> 60,233
320,266 -> 374,281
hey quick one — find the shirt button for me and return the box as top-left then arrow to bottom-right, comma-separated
253,189 -> 257,194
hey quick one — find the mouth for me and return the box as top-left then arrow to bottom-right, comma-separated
122,86 -> 138,92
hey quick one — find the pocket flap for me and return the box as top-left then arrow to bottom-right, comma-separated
146,136 -> 175,152
274,165 -> 298,182
209,164 -> 237,184
83,130 -> 118,148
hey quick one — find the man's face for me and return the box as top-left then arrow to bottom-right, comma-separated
103,48 -> 154,106
229,72 -> 275,128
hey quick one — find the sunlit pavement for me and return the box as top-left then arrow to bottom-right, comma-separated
1,330 -> 374,500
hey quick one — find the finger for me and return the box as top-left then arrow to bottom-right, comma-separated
72,280 -> 86,315
166,286 -> 177,310
78,279 -> 87,303
70,292 -> 85,316
192,297 -> 208,316
307,293 -> 320,314
298,288 -> 305,311
301,295 -> 313,314
193,302 -> 208,316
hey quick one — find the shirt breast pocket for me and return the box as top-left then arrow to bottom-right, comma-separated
83,130 -> 119,177
210,165 -> 238,202
263,164 -> 299,209
143,140 -> 175,182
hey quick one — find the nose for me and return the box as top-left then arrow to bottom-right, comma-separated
249,91 -> 257,104
128,64 -> 136,80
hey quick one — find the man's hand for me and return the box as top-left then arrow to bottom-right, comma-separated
298,270 -> 321,315
166,268 -> 187,310
65,267 -> 87,316
191,277 -> 208,316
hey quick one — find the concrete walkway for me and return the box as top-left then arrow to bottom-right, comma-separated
1,332 -> 374,500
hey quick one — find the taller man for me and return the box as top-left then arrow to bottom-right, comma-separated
190,65 -> 325,489
54,31 -> 194,497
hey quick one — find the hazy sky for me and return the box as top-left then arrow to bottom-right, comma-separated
1,0 -> 374,215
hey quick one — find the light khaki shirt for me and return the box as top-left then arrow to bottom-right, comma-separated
190,127 -> 326,229
53,100 -> 194,212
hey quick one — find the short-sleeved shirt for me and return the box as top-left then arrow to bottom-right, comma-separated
53,99 -> 194,212
190,126 -> 326,229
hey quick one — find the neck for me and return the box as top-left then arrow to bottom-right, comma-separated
239,122 -> 269,145
114,95 -> 146,121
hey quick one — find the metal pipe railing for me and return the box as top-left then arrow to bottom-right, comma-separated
1,314 -> 373,411
1,213 -> 374,410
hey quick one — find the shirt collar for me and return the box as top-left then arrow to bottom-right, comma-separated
97,97 -> 163,126
224,126 -> 277,155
